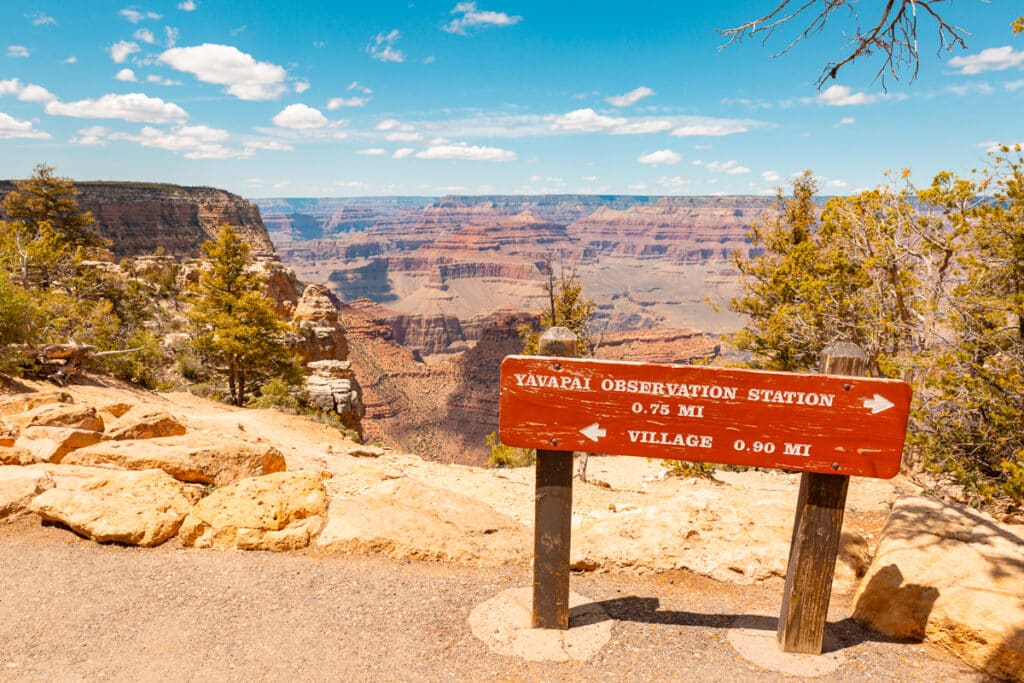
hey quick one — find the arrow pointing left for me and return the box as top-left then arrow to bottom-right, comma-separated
579,423 -> 607,442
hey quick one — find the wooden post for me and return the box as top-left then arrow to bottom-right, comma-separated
777,342 -> 868,654
532,326 -> 578,630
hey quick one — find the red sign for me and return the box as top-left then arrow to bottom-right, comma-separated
499,356 -> 912,479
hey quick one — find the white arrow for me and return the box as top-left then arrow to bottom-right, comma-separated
579,422 -> 607,442
862,394 -> 895,414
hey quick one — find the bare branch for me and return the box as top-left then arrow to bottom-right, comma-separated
718,0 -> 971,89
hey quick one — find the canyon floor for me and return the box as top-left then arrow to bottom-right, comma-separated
0,378 -> 1008,681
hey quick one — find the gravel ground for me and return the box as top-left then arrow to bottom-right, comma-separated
0,518 -> 992,683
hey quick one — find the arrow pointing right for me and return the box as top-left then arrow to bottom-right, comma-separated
862,394 -> 895,414
579,422 -> 607,442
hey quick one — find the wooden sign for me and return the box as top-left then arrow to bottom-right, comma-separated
499,356 -> 912,478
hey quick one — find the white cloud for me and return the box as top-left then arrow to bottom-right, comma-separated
637,149 -> 681,166
165,27 -> 179,48
948,46 -> 1024,75
826,179 -> 849,189
133,29 -> 154,45
443,2 -> 522,35
670,122 -> 749,136
7,46 -> 30,58
272,103 -> 327,129
146,75 -> 181,86
69,125 -> 110,145
549,108 -> 626,132
628,183 -> 648,192
1006,80 -> 1024,92
945,82 -> 995,96
817,84 -> 880,106
178,1 -> 197,10
415,141 -> 516,161
348,81 -> 373,94
116,68 -> 137,82
45,93 -> 188,123
386,131 -> 423,142
30,13 -> 56,26
64,56 -> 77,64
294,81 -> 310,94
835,116 -> 856,127
423,55 -> 436,64
110,41 -> 140,64
336,181 -> 370,190
327,96 -> 369,109
120,9 -> 161,23
375,118 -> 412,131
85,123 -> 287,159
611,120 -> 673,135
0,79 -> 58,104
606,86 -> 654,107
761,170 -> 781,182
658,176 -> 690,190
159,44 -> 288,100
0,112 -> 50,139
706,160 -> 751,175
581,175 -> 598,182
356,148 -> 387,156
392,147 -> 414,159
367,30 -> 404,63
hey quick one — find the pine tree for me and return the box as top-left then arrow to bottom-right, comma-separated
0,163 -> 106,291
518,257 -> 596,357
187,225 -> 300,406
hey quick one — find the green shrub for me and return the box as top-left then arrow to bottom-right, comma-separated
485,431 -> 536,468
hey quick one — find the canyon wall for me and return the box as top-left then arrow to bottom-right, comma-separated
262,194 -> 774,334
0,181 -> 273,258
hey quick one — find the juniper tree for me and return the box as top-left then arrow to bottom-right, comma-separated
187,225 -> 300,406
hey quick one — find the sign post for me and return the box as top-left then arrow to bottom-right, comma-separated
531,327 -> 578,630
777,343 -> 867,654
500,342 -> 912,648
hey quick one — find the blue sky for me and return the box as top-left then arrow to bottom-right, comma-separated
0,1 -> 1021,197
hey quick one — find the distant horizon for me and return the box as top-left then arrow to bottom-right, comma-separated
1,2 -> 1020,197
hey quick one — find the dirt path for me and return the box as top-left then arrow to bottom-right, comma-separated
0,518 -> 988,683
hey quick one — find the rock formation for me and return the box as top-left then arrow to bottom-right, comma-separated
0,180 -> 274,258
266,194 -> 772,334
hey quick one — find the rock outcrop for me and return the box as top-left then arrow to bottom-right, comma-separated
0,181 -> 275,259
29,468 -> 196,547
853,495 -> 1024,682
179,471 -> 327,551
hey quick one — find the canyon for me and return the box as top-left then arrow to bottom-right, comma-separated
3,180 -> 765,462
262,194 -> 773,336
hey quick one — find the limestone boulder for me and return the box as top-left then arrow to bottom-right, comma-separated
0,446 -> 34,466
179,471 -> 327,551
98,402 -> 132,420
28,469 -> 195,546
13,426 -> 104,463
853,495 -> 1024,682
0,466 -> 55,519
316,477 -> 528,565
5,403 -> 104,432
63,435 -> 286,486
0,391 -> 73,418
569,477 -> 870,590
105,408 -> 187,441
